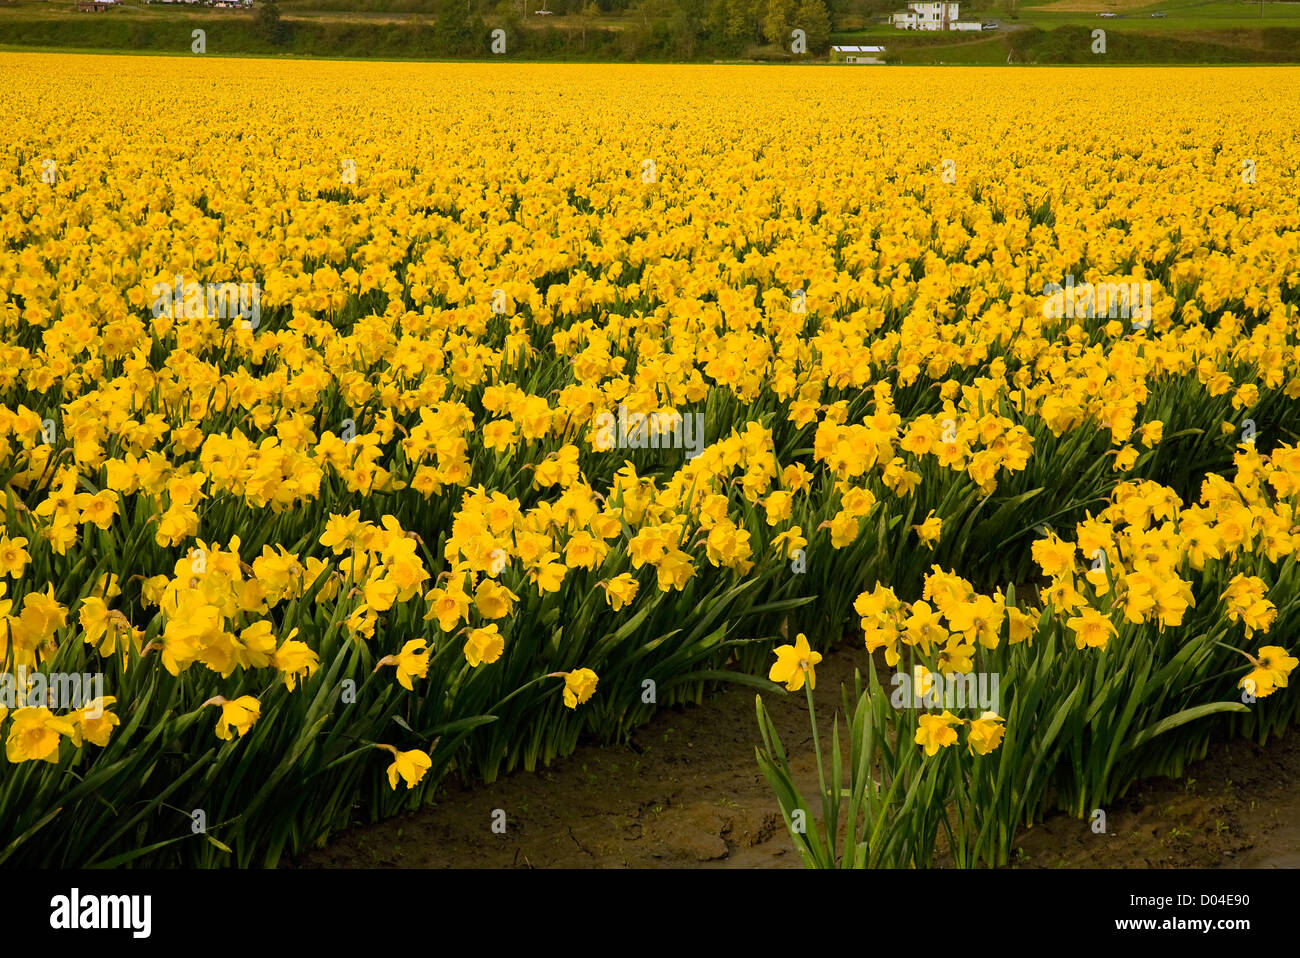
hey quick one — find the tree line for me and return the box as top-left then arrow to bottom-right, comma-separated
435,0 -> 843,57
258,0 -> 892,57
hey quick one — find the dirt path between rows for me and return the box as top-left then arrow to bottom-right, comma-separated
294,645 -> 1300,869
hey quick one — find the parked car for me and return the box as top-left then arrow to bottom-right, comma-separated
1150,11 -> 1167,16
983,21 -> 999,29
1098,12 -> 1118,17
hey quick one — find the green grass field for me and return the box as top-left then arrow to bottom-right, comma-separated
831,0 -> 1300,32
826,0 -> 1300,62
1010,0 -> 1300,30
2,0 -> 1299,60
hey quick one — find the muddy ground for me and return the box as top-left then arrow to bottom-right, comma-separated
295,645 -> 1300,869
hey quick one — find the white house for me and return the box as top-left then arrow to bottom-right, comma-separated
891,2 -> 982,30
891,2 -> 957,30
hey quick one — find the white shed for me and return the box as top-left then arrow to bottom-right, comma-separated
831,45 -> 887,64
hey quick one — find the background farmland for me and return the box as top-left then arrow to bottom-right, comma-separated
1,0 -> 1300,62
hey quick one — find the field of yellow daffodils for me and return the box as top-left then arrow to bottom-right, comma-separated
1,54 -> 1299,867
